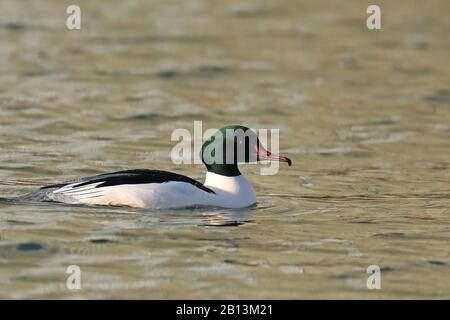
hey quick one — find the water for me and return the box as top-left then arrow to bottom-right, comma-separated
0,0 -> 449,299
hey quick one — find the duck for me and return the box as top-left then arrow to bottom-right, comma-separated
31,125 -> 291,209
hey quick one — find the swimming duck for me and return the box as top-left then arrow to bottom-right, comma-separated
33,125 -> 291,209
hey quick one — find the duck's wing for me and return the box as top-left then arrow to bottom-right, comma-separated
41,169 -> 215,195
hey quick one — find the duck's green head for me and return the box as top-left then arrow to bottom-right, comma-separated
201,125 -> 292,176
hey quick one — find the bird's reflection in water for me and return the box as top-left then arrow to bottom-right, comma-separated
197,207 -> 254,227
133,206 -> 255,228
199,210 -> 252,227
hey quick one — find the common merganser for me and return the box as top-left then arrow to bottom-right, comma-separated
28,125 -> 291,209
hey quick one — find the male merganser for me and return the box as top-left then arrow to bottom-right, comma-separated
30,125 -> 291,209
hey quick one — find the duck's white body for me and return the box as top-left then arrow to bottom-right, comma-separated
44,171 -> 256,209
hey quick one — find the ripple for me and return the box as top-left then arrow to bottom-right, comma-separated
422,89 -> 450,102
89,239 -> 113,244
373,232 -> 405,239
16,242 -> 44,252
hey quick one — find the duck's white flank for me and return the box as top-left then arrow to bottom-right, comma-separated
47,172 -> 256,209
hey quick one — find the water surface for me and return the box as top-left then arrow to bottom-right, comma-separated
0,0 -> 449,299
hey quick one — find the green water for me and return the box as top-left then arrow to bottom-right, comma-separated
0,0 -> 449,299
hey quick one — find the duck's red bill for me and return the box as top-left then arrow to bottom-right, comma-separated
257,148 -> 292,166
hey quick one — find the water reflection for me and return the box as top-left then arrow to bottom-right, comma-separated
199,209 -> 253,227
135,206 -> 254,228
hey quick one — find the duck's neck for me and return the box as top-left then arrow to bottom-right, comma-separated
203,170 -> 257,207
203,170 -> 254,194
204,163 -> 241,177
